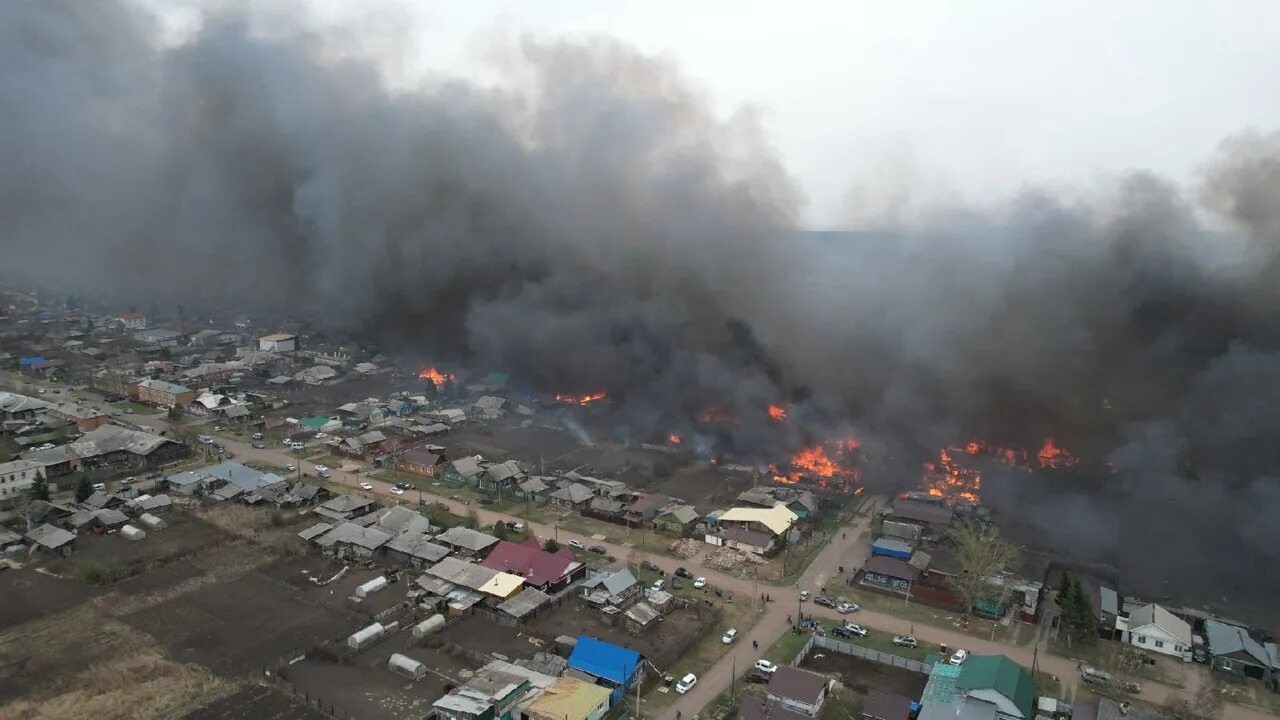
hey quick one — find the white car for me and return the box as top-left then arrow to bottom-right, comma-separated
313,464 -> 328,473
754,659 -> 777,674
799,591 -> 810,602
567,539 -> 585,549
91,482 -> 106,491
197,435 -> 213,444
389,486 -> 405,495
949,649 -> 969,665
652,579 -> 665,590
721,628 -> 738,644
284,464 -> 297,472
359,482 -> 374,491
694,577 -> 707,589
315,432 -> 326,439
675,673 -> 697,694
837,602 -> 860,614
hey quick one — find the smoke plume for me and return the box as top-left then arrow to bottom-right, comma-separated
3,1 -> 1280,621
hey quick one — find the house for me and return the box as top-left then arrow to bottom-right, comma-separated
22,425 -> 186,477
80,489 -> 123,510
955,655 -> 1036,720
294,365 -> 339,385
624,493 -> 669,524
580,567 -> 640,607
367,506 -> 433,536
653,504 -> 699,535
432,663 -> 536,720
130,494 -> 174,515
480,460 -> 524,494
721,526 -> 779,556
891,499 -> 953,530
135,328 -> 181,346
396,446 -> 446,477
0,459 -> 44,505
481,539 -> 586,592
194,461 -> 287,494
442,456 -> 484,486
517,476 -> 552,502
23,499 -> 75,526
765,665 -> 831,717
384,533 -> 451,568
297,522 -> 333,544
25,523 -> 76,555
136,379 -> 194,408
313,494 -> 378,522
739,701 -> 812,720
565,636 -> 642,706
469,395 -> 507,420
1125,603 -> 1192,659
258,333 -> 297,352
436,526 -> 500,558
497,586 -> 552,623
314,522 -> 392,560
1204,619 -> 1277,679
337,430 -> 388,458
862,689 -> 913,720
718,505 -> 798,539
118,311 -> 146,330
524,676 -> 613,720
549,482 -> 593,509
860,556 -> 921,594
624,602 -> 661,635
425,557 -> 524,600
586,495 -> 625,518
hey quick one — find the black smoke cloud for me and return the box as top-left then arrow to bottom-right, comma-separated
4,2 -> 1280,621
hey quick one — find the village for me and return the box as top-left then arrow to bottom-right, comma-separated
1,290 -> 1278,720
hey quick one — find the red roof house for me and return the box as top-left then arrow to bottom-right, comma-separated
481,539 -> 586,591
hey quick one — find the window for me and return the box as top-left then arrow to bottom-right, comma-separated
1137,635 -> 1146,644
1221,660 -> 1233,671
1155,640 -> 1165,649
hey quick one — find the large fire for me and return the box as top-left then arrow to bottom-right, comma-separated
923,437 -> 1081,504
556,392 -> 608,406
771,437 -> 862,491
418,367 -> 455,385
768,404 -> 788,422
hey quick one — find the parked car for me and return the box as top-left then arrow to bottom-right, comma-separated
754,660 -> 777,674
694,577 -> 707,589
641,560 -> 661,572
213,444 -> 224,453
284,464 -> 297,472
1080,666 -> 1112,686
506,521 -> 525,531
841,623 -> 869,637
799,590 -> 810,601
892,635 -> 919,648
652,579 -> 665,590
949,649 -> 969,665
313,464 -> 329,473
252,432 -> 264,440
721,628 -> 738,644
671,578 -> 683,590
359,482 -> 374,491
743,671 -> 770,684
395,482 -> 412,490
675,567 -> 693,579
589,544 -> 607,554
225,451 -> 235,459
91,482 -> 106,491
567,539 -> 585,549
389,486 -> 404,495
251,442 -> 266,449
314,432 -> 326,439
675,673 -> 697,694
837,601 -> 860,614
814,596 -> 836,608
197,434 -> 213,444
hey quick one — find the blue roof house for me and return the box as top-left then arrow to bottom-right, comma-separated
566,636 -> 642,706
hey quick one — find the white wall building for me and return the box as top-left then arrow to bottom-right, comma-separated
1127,603 -> 1192,659
0,459 -> 45,504
258,333 -> 297,352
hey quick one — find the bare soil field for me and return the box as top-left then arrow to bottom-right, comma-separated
285,564 -> 415,618
182,684 -> 331,720
284,640 -> 462,720
529,601 -> 707,668
0,568 -> 93,631
801,651 -> 930,699
436,614 -> 550,662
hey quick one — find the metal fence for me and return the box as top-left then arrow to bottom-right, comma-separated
793,635 -> 932,675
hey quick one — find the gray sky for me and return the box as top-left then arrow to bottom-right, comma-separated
153,0 -> 1280,226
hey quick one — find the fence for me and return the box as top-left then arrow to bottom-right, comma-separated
793,635 -> 932,675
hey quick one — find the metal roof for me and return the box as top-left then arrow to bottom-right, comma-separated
525,677 -> 613,720
1127,603 -> 1191,647
766,665 -> 828,705
26,523 -> 75,549
437,526 -> 499,552
426,556 -> 501,590
499,587 -> 552,618
566,636 -> 640,685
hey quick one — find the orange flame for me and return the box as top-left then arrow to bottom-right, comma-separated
771,437 -> 862,491
698,403 -> 737,426
1037,438 -> 1079,469
768,404 -> 788,422
923,437 -> 1079,504
668,433 -> 683,444
556,392 -> 607,406
418,367 -> 455,385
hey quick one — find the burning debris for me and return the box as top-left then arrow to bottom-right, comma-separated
554,393 -> 608,407
767,404 -> 788,422
668,433 -> 683,445
417,367 -> 455,386
771,438 -> 862,491
698,404 -> 737,427
923,438 -> 1082,504
1037,438 -> 1079,469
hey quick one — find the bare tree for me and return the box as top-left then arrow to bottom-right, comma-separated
949,520 -> 1021,616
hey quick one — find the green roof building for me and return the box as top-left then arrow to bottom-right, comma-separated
918,656 -> 1035,720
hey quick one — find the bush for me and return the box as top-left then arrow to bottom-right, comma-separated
75,558 -> 132,585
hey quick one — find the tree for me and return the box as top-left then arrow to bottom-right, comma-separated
462,508 -> 479,530
543,538 -> 561,553
75,475 -> 93,503
1060,575 -> 1097,643
949,520 -> 1021,616
30,475 -> 50,502
492,521 -> 509,541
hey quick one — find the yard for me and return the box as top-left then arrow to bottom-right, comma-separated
835,584 -> 1023,645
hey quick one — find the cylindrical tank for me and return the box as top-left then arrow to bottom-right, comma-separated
356,576 -> 388,598
120,525 -> 147,541
346,622 -> 384,650
388,653 -> 426,680
412,614 -> 446,639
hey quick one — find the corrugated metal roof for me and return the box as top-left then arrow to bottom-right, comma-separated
525,677 -> 612,720
566,636 -> 640,684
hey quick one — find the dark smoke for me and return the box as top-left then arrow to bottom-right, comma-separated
3,2 -> 1280,622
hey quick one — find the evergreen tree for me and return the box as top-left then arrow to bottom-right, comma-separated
543,538 -> 561,553
75,476 -> 93,503
31,475 -> 50,502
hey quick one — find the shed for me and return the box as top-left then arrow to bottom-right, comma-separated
871,537 -> 914,560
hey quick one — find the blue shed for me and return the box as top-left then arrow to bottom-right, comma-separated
871,537 -> 914,560
566,635 -> 642,706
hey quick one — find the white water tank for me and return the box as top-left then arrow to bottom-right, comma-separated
412,614 -> 446,639
355,576 -> 388,598
388,653 -> 426,680
120,525 -> 147,541
347,622 -> 384,651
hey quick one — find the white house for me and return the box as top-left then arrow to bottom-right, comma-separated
258,333 -> 297,352
118,311 -> 146,330
0,459 -> 45,505
1127,603 -> 1192,659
